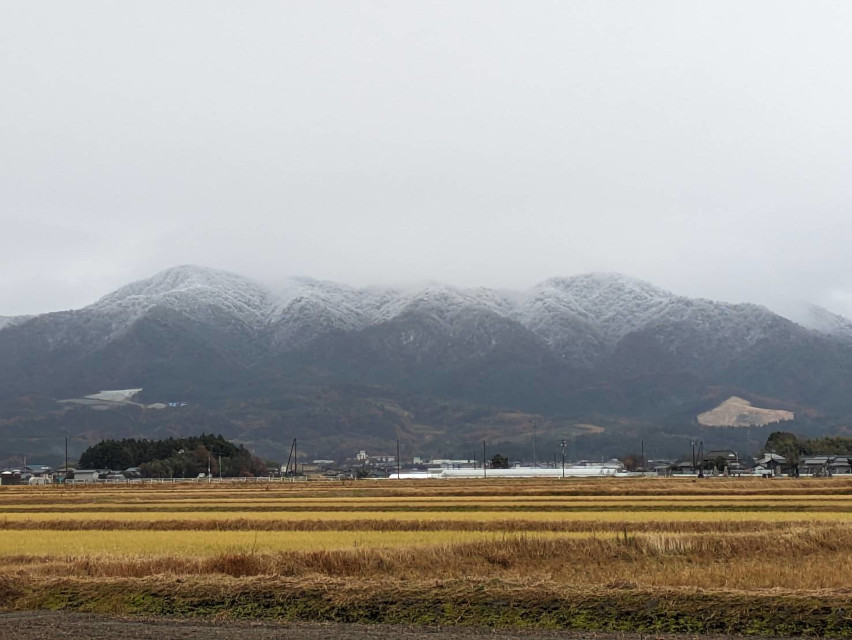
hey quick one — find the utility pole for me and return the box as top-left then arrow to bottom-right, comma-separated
64,434 -> 68,483
483,440 -> 486,478
561,440 -> 567,479
641,440 -> 645,472
691,441 -> 696,475
396,438 -> 401,479
218,453 -> 222,480
532,420 -> 537,468
285,439 -> 296,477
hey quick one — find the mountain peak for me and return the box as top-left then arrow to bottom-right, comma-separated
523,272 -> 677,348
95,264 -> 252,299
87,264 -> 270,331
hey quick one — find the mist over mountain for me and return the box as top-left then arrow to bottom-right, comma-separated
2,265 -> 852,464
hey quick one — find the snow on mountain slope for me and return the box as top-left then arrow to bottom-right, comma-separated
618,297 -> 802,375
89,265 -> 271,337
6,266 -> 842,366
362,285 -> 526,364
260,270 -> 802,370
4,268 -> 520,353
514,272 -> 805,368
0,266 -> 274,357
519,273 -> 675,343
266,277 -> 377,347
778,304 -> 852,340
9,265 -> 852,419
266,278 -> 516,346
0,315 -> 33,331
372,284 -> 514,324
516,273 -> 673,364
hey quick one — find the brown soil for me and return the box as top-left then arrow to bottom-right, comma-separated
0,611 -> 798,640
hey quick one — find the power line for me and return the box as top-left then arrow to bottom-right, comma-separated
0,434 -> 88,440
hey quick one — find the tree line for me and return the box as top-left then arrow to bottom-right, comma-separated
765,432 -> 852,465
77,434 -> 269,478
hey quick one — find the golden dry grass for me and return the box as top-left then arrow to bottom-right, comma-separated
2,477 -> 852,634
6,496 -> 852,509
0,529 -> 584,555
2,475 -> 851,499
2,509 -> 852,526
2,525 -> 851,591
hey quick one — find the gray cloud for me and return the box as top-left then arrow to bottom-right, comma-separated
2,1 -> 852,316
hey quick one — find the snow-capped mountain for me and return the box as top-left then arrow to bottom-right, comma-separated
266,278 -> 380,348
516,274 -> 672,365
519,273 -> 675,344
2,265 -> 852,419
0,266 -> 837,358
19,265 -> 824,357
89,265 -> 271,338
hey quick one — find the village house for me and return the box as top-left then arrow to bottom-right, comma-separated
828,456 -> 852,475
796,456 -> 850,476
72,469 -> 101,482
755,453 -> 787,477
702,449 -> 744,475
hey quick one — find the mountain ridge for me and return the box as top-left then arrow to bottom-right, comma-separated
7,264 -> 838,344
2,264 -> 852,464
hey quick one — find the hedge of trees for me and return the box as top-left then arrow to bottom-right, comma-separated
77,434 -> 268,478
765,432 -> 852,465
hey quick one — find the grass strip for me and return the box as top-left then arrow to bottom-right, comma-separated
0,517 -> 845,532
3,504 -> 852,513
2,575 -> 850,637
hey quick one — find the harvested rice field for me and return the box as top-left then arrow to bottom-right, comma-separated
1,477 -> 851,637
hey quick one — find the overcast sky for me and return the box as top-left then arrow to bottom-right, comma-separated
2,1 -> 852,317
